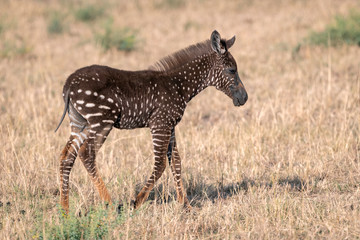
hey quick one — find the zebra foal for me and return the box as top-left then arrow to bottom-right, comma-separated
56,30 -> 248,213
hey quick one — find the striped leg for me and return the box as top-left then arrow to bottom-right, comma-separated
167,130 -> 191,209
134,128 -> 171,209
59,129 -> 87,213
78,124 -> 113,205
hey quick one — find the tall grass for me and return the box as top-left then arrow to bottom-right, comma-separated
0,0 -> 359,239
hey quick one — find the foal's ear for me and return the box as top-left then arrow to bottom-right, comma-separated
211,30 -> 226,54
226,35 -> 236,49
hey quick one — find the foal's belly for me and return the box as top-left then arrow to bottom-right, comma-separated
114,110 -> 150,129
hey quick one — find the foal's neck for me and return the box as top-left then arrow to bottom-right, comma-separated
165,54 -> 214,104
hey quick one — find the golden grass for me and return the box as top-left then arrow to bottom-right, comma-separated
0,0 -> 359,239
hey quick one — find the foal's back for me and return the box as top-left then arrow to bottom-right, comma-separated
64,65 -> 160,99
63,65 -> 166,129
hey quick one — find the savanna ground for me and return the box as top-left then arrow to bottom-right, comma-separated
0,0 -> 359,239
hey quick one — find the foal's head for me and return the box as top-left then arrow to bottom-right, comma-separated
208,30 -> 248,106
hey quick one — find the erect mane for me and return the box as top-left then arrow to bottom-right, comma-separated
149,40 -> 213,72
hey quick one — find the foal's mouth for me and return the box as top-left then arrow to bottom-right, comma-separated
233,97 -> 246,106
232,92 -> 248,106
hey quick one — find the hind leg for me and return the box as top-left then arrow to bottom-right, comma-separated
78,123 -> 113,205
59,129 -> 87,213
59,102 -> 89,213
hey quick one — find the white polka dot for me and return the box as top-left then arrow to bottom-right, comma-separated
85,103 -> 95,107
99,105 -> 111,110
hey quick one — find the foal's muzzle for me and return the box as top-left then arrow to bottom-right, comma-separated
232,89 -> 248,106
230,74 -> 248,106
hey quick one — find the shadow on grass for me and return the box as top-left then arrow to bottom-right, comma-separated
134,175 -> 320,208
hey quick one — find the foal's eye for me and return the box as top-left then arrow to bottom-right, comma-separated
228,69 -> 236,74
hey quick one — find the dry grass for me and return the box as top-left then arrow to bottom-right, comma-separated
0,0 -> 359,239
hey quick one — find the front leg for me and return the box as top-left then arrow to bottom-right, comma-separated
134,128 -> 171,209
168,129 -> 191,210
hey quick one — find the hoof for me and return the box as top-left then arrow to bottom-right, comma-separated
130,200 -> 136,210
117,200 -> 136,214
117,204 -> 124,214
184,203 -> 192,212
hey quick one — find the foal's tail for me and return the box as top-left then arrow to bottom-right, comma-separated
55,89 -> 70,132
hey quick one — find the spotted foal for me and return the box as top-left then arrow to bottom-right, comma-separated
56,30 -> 248,213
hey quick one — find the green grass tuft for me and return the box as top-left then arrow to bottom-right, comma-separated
34,205 -> 128,239
0,41 -> 31,58
96,21 -> 137,52
154,0 -> 186,9
47,12 -> 65,35
306,11 -> 360,46
0,17 -> 10,36
75,5 -> 104,22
